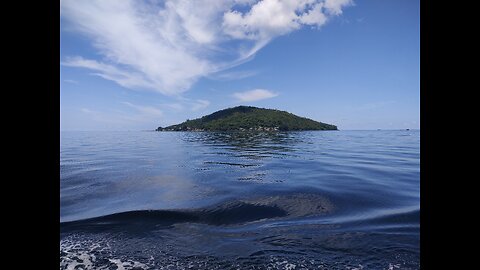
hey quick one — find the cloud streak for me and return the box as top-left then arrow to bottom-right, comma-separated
207,69 -> 260,81
233,88 -> 278,102
63,79 -> 78,84
61,0 -> 353,95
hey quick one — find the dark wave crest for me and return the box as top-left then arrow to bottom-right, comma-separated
61,203 -> 286,233
61,193 -> 333,233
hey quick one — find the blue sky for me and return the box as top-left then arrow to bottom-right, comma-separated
60,0 -> 419,131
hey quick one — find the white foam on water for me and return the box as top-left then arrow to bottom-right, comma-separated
60,237 -> 97,270
346,264 -> 364,270
60,235 -> 152,270
61,234 -> 416,270
388,263 -> 402,269
108,258 -> 150,270
285,263 -> 297,270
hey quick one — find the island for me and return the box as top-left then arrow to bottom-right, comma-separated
156,106 -> 337,131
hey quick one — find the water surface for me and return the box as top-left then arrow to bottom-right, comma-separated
60,130 -> 420,269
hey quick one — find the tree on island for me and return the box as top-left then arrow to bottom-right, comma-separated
156,106 -> 337,132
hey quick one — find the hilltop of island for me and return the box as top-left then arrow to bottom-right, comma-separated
156,106 -> 337,131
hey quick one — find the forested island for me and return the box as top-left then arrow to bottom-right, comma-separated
156,106 -> 337,131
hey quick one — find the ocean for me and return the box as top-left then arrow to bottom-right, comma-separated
60,130 -> 420,269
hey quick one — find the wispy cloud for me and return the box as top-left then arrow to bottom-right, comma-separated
159,99 -> 211,113
208,70 -> 259,81
78,106 -> 164,131
233,88 -> 278,102
80,107 -> 134,125
61,0 -> 353,95
164,103 -> 185,112
63,57 -> 166,93
80,108 -> 95,114
191,99 -> 211,111
63,79 -> 78,84
80,103 -> 165,127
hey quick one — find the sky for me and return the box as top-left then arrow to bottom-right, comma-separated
60,0 -> 419,131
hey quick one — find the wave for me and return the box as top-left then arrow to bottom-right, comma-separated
61,193 -> 333,232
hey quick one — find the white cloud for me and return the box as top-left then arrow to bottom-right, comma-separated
222,0 -> 353,57
223,0 -> 304,40
233,89 -> 278,102
299,3 -> 328,26
324,0 -> 353,15
61,0 -> 352,95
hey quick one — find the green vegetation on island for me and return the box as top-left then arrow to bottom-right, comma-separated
156,106 -> 337,131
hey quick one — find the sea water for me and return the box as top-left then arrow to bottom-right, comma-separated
60,130 -> 420,269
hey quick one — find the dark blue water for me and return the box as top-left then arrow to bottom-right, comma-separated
60,130 -> 420,269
